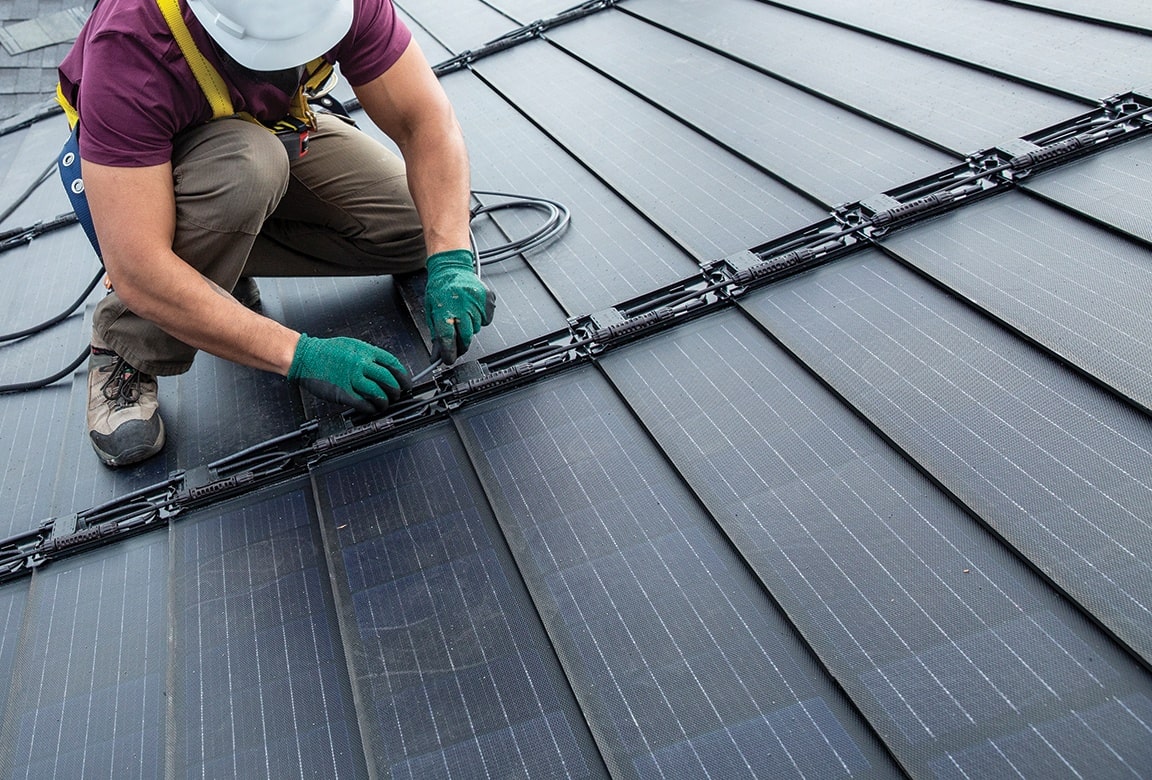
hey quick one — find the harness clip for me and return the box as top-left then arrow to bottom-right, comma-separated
268,116 -> 310,160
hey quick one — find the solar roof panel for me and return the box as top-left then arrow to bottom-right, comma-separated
441,72 -> 699,316
0,536 -> 166,779
881,191 -> 1152,412
478,0 -> 580,21
992,0 -> 1152,32
600,308 -> 1152,776
457,368 -> 899,778
170,483 -> 366,778
394,0 -> 517,52
472,43 -> 826,261
313,425 -> 606,778
767,0 -> 1152,99
1021,135 -> 1152,246
745,250 -> 1152,665
626,0 -> 1084,153
546,11 -> 956,206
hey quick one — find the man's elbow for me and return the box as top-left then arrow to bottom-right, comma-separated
101,253 -> 164,320
395,102 -> 464,155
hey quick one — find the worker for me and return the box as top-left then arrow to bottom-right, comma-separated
56,0 -> 492,467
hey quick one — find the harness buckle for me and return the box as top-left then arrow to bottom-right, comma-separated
268,116 -> 309,160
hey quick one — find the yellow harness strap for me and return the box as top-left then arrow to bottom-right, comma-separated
156,0 -> 235,120
56,83 -> 79,129
157,0 -> 335,130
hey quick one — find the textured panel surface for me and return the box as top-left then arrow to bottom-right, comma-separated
473,43 -> 826,262
0,583 -> 28,748
626,0 -> 1084,153
1022,135 -> 1152,245
770,0 -> 1152,98
479,0 -> 583,22
990,0 -> 1152,31
394,0 -> 518,53
0,535 -> 166,779
746,251 -> 1152,664
442,72 -> 699,316
602,309 -> 1152,776
171,484 -> 366,778
553,11 -> 955,205
458,369 -> 900,779
314,425 -> 606,779
882,191 -> 1152,412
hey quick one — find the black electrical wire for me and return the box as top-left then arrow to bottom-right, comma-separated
0,161 -> 54,227
0,267 -> 103,343
470,189 -> 571,266
0,345 -> 89,394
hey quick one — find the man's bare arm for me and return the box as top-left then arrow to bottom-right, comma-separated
352,38 -> 471,256
82,159 -> 300,375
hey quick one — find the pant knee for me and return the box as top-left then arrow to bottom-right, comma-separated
173,119 -> 290,235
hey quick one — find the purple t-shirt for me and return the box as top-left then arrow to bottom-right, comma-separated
58,0 -> 412,167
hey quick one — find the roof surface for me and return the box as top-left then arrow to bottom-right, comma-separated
1,0 -> 1151,777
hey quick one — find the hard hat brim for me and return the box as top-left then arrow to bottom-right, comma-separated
187,0 -> 354,72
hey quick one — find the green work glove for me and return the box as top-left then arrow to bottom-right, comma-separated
287,333 -> 411,414
424,249 -> 496,365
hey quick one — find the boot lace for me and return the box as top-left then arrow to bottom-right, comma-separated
100,356 -> 144,410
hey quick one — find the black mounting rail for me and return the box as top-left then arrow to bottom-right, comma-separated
2,89 -> 1149,584
339,0 -> 620,114
432,0 -> 620,76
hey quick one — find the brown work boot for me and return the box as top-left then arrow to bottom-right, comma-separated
86,336 -> 165,467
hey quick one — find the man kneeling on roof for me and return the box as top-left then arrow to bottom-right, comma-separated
57,0 -> 493,467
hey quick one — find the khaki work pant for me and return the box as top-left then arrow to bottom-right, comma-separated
93,113 -> 426,376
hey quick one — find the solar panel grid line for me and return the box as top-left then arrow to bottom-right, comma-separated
814,265 -> 1152,542
0,535 -> 166,778
763,0 -> 1152,103
468,46 -> 826,262
468,418 -> 752,775
457,370 -> 900,778
171,484 -> 367,778
874,196 -> 1152,412
743,255 -> 1152,663
541,11 -> 958,208
596,310 -> 1152,775
776,271 -> 1152,582
979,0 -> 1152,36
876,228 -> 1152,421
835,243 -> 1152,538
311,427 -> 606,778
1010,135 -> 1152,240
1019,180 -> 1152,252
0,583 -> 27,744
622,0 -> 1085,156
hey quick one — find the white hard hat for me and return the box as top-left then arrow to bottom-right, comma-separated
186,0 -> 353,71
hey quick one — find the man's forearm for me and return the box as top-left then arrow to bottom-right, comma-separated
352,39 -> 473,258
400,116 -> 471,257
112,247 -> 300,376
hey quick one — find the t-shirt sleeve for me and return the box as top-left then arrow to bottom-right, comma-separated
77,30 -> 194,167
333,0 -> 413,86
